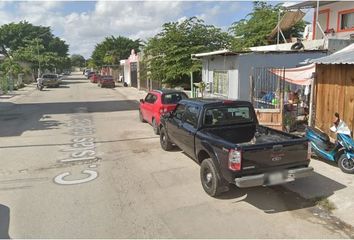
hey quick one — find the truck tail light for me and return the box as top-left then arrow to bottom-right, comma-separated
229,149 -> 242,171
307,142 -> 312,160
159,107 -> 168,114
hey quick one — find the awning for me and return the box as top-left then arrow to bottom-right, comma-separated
311,43 -> 354,64
269,10 -> 306,39
270,63 -> 316,85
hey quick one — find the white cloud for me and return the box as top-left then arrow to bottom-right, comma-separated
0,1 -> 248,58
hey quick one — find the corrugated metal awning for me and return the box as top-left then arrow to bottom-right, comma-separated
311,43 -> 354,64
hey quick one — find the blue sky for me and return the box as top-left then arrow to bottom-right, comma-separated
0,1 -> 311,58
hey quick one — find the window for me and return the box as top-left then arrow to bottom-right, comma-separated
184,106 -> 200,126
213,71 -> 228,96
145,93 -> 157,104
204,106 -> 253,126
174,104 -> 186,120
162,92 -> 188,104
338,9 -> 354,32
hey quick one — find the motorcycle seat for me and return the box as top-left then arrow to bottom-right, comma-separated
307,126 -> 330,143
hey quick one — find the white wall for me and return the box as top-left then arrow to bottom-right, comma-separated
201,51 -> 327,101
317,1 -> 354,39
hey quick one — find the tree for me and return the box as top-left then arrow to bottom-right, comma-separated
0,21 -> 70,74
229,2 -> 306,51
71,54 -> 86,67
91,36 -> 141,67
143,17 -> 231,87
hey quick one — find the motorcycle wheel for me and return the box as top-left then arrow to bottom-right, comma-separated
338,154 -> 354,174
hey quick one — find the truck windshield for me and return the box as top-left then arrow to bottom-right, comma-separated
42,74 -> 57,79
204,106 -> 253,126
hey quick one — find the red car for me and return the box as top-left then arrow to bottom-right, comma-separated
98,75 -> 115,88
139,89 -> 188,134
90,73 -> 101,83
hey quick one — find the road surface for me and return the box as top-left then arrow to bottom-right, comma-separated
0,73 -> 352,238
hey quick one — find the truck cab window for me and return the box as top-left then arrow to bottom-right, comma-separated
174,104 -> 185,120
184,106 -> 199,127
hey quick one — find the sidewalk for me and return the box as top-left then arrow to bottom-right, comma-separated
0,84 -> 35,103
118,85 -> 354,228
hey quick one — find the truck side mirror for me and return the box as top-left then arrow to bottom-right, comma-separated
164,112 -> 173,118
140,99 -> 144,103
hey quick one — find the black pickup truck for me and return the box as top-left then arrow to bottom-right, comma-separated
159,99 -> 313,197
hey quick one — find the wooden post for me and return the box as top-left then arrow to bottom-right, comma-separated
309,76 -> 315,127
249,68 -> 254,103
190,71 -> 194,98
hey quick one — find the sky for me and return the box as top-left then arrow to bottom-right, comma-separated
0,1 -> 312,58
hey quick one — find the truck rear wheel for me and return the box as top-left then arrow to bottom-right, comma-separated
160,127 -> 173,151
200,158 -> 226,197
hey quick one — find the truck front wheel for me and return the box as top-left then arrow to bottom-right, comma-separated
160,127 -> 173,151
200,158 -> 226,197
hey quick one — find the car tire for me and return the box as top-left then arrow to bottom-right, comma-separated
160,127 -> 173,151
338,154 -> 354,174
139,110 -> 146,123
152,118 -> 160,135
200,158 -> 227,197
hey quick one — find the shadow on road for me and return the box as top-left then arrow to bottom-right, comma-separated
216,171 -> 346,214
0,204 -> 10,239
0,100 -> 139,137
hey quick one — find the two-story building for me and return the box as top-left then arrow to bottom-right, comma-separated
251,1 -> 354,53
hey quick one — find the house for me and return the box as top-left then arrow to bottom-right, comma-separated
120,49 -> 139,88
192,49 -> 326,101
310,43 -> 354,137
251,1 -> 354,53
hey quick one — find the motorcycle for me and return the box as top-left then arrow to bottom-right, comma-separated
306,114 -> 354,174
36,78 -> 44,91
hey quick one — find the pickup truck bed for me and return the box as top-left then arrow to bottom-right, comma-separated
160,98 -> 313,197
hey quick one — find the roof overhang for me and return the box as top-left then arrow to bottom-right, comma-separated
311,43 -> 354,64
191,49 -> 244,58
284,1 -> 336,10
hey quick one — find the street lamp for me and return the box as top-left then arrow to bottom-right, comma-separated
37,31 -> 49,78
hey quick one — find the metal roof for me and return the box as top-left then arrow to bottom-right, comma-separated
192,49 -> 326,59
284,1 -> 336,9
191,49 -> 242,58
311,43 -> 354,64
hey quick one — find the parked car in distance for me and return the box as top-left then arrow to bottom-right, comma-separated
139,89 -> 188,135
40,73 -> 61,87
87,71 -> 95,79
98,75 -> 115,88
159,99 -> 313,197
84,69 -> 91,76
89,73 -> 101,83
63,70 -> 71,75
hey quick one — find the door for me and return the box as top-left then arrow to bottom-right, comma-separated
142,93 -> 157,123
315,9 -> 329,39
130,62 -> 138,88
166,104 -> 185,147
179,105 -> 200,157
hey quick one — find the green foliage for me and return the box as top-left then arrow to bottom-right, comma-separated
0,21 -> 70,73
143,17 -> 231,87
229,2 -> 306,51
0,75 -> 9,94
0,57 -> 22,76
91,36 -> 141,67
71,54 -> 86,67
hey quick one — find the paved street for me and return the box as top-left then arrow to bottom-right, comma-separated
0,73 -> 353,238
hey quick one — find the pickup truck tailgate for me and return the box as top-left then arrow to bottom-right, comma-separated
241,141 -> 309,173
